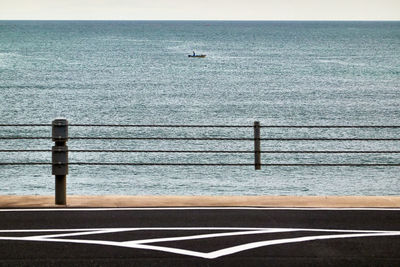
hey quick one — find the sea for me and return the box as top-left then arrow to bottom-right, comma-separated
0,21 -> 399,196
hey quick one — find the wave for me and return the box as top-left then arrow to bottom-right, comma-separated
318,59 -> 366,66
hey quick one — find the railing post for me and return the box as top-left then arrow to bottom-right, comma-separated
254,121 -> 261,170
52,119 -> 68,205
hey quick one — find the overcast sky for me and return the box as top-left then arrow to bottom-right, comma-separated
1,0 -> 399,20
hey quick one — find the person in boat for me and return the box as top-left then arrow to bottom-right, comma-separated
192,51 -> 195,56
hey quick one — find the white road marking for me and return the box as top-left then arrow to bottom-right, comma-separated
26,228 -> 137,239
122,229 -> 296,245
0,227 -> 277,233
1,227 -> 399,259
204,232 -> 400,259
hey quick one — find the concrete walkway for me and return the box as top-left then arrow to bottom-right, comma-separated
1,195 -> 399,208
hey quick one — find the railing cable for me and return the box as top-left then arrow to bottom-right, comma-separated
2,123 -> 400,128
2,149 -> 400,154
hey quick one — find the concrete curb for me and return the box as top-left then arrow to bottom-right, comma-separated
1,195 -> 400,208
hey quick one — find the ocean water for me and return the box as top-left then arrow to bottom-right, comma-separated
0,21 -> 399,196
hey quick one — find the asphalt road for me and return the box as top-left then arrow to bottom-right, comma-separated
0,207 -> 399,266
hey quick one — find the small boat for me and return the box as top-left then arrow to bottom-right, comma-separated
188,54 -> 206,58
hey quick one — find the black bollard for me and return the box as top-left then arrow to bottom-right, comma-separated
52,119 -> 68,205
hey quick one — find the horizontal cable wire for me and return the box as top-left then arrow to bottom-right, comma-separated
57,124 -> 400,128
1,123 -> 400,128
262,138 -> 400,141
67,163 -> 254,166
259,125 -> 400,128
258,151 -> 400,153
67,149 -> 252,153
69,124 -> 252,128
67,163 -> 400,166
0,124 -> 51,127
0,137 -> 51,140
66,150 -> 400,153
1,137 -> 399,141
0,150 -> 51,152
70,150 -> 400,153
1,149 -> 400,153
68,137 -> 254,140
261,163 -> 400,166
0,162 -> 51,165
67,137 -> 400,141
1,162 -> 399,166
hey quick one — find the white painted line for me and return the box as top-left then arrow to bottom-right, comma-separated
122,229 -> 296,245
1,227 -> 396,234
126,243 -> 210,258
0,228 -> 107,233
1,227 -> 399,259
1,207 -> 400,212
27,228 -> 138,239
204,232 -> 400,259
0,227 -> 274,233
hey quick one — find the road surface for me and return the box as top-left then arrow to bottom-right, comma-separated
0,207 -> 399,266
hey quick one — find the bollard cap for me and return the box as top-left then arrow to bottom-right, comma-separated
52,118 -> 68,126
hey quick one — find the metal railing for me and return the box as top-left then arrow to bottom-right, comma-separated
1,119 -> 400,204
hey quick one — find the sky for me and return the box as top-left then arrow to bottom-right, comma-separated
0,0 -> 399,20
